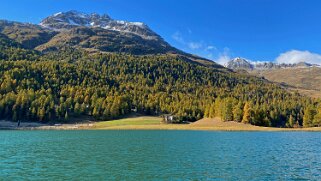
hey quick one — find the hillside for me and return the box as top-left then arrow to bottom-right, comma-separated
254,67 -> 321,98
0,11 -> 222,68
0,11 -> 320,128
226,57 -> 321,98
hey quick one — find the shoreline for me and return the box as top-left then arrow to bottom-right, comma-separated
1,118 -> 321,132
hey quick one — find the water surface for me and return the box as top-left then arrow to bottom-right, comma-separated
0,131 -> 320,180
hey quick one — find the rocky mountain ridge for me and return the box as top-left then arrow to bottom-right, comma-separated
226,57 -> 320,71
0,11 -> 221,68
39,11 -> 159,40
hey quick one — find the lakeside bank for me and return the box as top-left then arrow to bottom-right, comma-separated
1,117 -> 321,131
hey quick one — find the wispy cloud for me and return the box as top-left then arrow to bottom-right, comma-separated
173,31 -> 321,66
276,50 -> 321,65
172,31 -> 184,44
188,42 -> 203,50
171,30 -> 232,64
206,46 -> 216,51
172,31 -> 204,50
215,47 -> 231,65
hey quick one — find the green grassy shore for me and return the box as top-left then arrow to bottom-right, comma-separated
92,116 -> 321,131
2,116 -> 321,131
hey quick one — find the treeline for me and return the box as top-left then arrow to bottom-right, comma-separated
0,51 -> 320,127
204,97 -> 321,128
0,34 -> 39,61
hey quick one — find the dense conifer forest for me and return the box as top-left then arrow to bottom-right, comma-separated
0,41 -> 321,128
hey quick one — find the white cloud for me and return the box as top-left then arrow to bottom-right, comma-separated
172,31 -> 184,44
216,55 -> 231,65
172,31 -> 204,50
276,50 -> 321,65
188,42 -> 203,50
215,48 -> 231,65
206,53 -> 214,59
171,31 -> 231,63
206,46 -> 216,51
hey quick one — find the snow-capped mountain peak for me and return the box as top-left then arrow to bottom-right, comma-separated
40,10 -> 158,40
226,57 -> 320,71
225,57 -> 253,70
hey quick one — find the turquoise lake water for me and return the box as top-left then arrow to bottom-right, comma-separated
0,131 -> 321,180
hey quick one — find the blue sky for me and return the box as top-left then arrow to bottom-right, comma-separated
1,0 -> 321,64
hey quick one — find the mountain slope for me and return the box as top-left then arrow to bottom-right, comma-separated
0,20 -> 56,49
0,11 -> 319,128
0,52 -> 315,127
226,57 -> 253,70
226,57 -> 320,71
0,11 -> 222,68
0,32 -> 39,60
40,11 -> 160,40
35,26 -> 174,54
226,58 -> 321,98
37,11 -> 174,54
255,67 -> 321,98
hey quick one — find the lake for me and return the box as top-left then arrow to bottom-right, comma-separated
0,131 -> 320,180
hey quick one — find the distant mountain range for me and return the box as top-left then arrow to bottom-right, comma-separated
226,57 -> 320,71
226,57 -> 321,98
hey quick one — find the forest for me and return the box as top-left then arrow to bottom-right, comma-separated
0,41 -> 321,127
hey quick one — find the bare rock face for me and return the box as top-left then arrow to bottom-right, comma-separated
226,57 -> 253,70
0,11 -> 220,67
40,10 -> 159,40
226,57 -> 319,71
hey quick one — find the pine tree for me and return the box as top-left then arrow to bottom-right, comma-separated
38,107 -> 46,121
204,104 -> 210,118
286,115 -> 295,128
233,101 -> 243,122
209,103 -> 215,118
103,108 -> 110,120
222,98 -> 233,121
303,106 -> 315,127
74,102 -> 81,116
313,105 -> 321,127
242,102 -> 252,124
214,98 -> 222,118
92,107 -> 99,118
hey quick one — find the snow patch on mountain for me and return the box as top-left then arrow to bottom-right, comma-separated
226,57 -> 320,71
40,10 -> 158,40
54,12 -> 62,17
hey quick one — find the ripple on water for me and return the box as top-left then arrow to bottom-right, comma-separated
0,131 -> 320,180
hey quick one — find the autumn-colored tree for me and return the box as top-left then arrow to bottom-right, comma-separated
303,106 -> 316,127
222,98 -> 233,121
233,101 -> 243,122
242,102 -> 252,124
313,105 -> 321,127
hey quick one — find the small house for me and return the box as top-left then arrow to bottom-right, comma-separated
163,114 -> 175,124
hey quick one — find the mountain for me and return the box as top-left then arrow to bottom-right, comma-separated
0,11 -> 221,68
0,11 -> 319,128
0,11 -> 174,55
226,57 -> 320,71
0,20 -> 57,49
226,58 -> 321,98
226,57 -> 254,70
37,11 -> 172,54
40,11 -> 159,40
